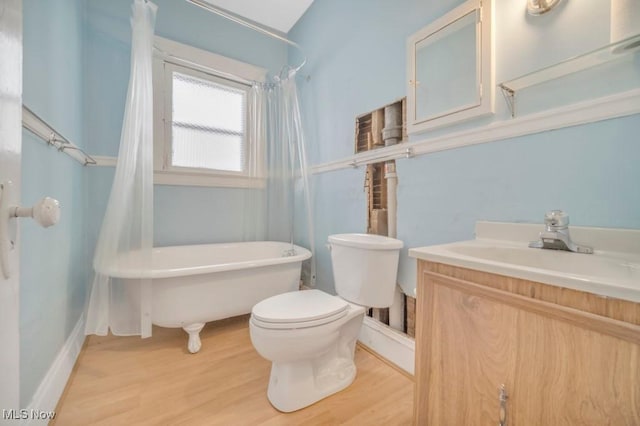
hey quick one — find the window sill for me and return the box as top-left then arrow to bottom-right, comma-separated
89,156 -> 265,189
154,170 -> 266,188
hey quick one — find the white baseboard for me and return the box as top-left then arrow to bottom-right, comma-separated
23,314 -> 86,425
358,316 -> 415,375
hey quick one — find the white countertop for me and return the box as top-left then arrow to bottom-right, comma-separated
409,222 -> 640,303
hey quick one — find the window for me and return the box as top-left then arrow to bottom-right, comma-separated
153,36 -> 266,187
169,67 -> 247,172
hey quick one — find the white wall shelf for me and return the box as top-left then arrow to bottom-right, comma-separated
499,34 -> 640,117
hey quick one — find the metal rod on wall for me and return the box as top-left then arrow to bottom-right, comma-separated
22,105 -> 97,166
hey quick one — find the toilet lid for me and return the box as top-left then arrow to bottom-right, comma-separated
252,289 -> 349,325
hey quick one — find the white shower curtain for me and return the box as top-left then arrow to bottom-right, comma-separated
85,0 -> 157,338
246,69 -> 316,285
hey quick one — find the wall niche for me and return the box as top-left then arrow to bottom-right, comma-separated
353,98 -> 412,329
354,98 -> 406,236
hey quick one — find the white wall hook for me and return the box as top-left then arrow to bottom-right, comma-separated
1,181 -> 61,279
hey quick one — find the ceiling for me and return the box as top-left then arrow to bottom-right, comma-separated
202,0 -> 315,34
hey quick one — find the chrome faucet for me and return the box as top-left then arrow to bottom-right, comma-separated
528,210 -> 593,254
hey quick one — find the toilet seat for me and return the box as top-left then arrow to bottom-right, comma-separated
251,290 -> 349,330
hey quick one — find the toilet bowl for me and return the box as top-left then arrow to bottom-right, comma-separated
249,233 -> 403,412
250,290 -> 366,412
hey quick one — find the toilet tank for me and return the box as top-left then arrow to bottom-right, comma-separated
328,234 -> 403,308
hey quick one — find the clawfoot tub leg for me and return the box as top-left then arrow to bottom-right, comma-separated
183,323 -> 205,354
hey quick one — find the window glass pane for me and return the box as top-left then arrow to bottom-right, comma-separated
171,71 -> 247,172
173,72 -> 245,132
172,125 -> 243,172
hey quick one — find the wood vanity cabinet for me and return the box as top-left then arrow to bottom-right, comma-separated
414,260 -> 640,425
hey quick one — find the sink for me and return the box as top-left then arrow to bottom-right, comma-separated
409,222 -> 640,303
447,241 -> 640,283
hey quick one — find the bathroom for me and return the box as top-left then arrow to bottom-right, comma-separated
1,0 -> 639,424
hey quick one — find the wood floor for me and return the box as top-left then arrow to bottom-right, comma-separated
54,316 -> 414,425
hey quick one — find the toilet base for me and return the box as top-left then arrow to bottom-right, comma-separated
267,352 -> 357,412
250,299 -> 366,413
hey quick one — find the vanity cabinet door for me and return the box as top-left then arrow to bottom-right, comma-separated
512,309 -> 640,425
415,271 -> 519,425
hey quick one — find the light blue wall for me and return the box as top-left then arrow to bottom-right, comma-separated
289,0 -> 640,295
84,0 -> 288,250
396,116 -> 640,293
19,0 -> 288,407
21,0 -> 88,406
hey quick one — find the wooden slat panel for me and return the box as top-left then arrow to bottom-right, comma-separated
405,295 -> 416,337
355,113 -> 372,154
371,162 -> 386,210
365,164 -> 374,234
371,109 -> 384,147
401,97 -> 408,141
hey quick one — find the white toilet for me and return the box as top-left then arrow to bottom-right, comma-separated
249,233 -> 403,412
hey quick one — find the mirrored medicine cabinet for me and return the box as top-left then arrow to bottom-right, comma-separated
407,0 -> 494,134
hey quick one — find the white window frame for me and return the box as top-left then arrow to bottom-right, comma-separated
153,36 -> 267,188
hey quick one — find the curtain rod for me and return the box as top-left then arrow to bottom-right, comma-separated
185,0 -> 307,73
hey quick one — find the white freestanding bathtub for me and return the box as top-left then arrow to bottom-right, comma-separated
107,241 -> 311,353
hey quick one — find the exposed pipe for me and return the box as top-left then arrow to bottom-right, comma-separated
385,161 -> 403,330
383,103 -> 403,147
382,102 -> 404,331
185,0 -> 307,72
385,162 -> 397,239
382,102 -> 402,239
